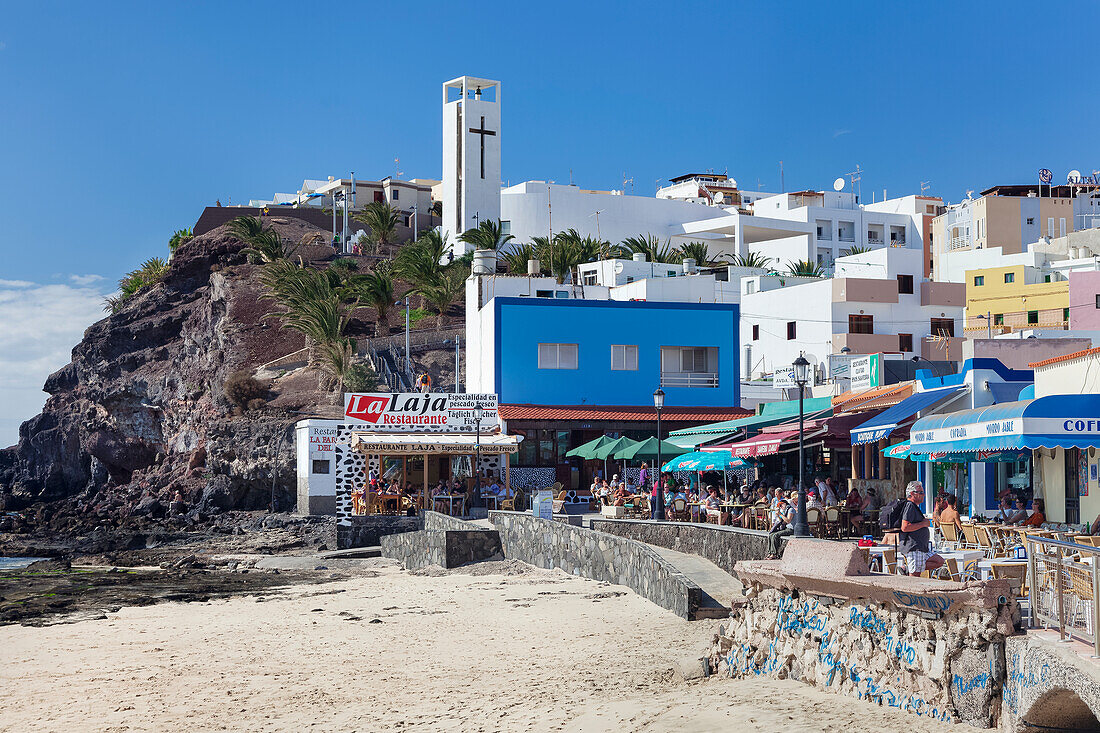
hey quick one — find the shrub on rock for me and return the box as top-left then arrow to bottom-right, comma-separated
224,371 -> 266,408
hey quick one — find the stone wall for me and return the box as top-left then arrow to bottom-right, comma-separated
589,519 -> 772,576
336,515 -> 420,549
422,512 -> 484,532
709,539 -> 1023,728
1001,634 -> 1100,732
488,511 -> 702,619
381,529 -> 503,570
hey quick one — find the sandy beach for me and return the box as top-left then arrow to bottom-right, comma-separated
2,559 -> 958,733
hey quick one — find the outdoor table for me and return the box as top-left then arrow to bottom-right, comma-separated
433,494 -> 464,516
481,495 -> 500,511
938,549 -> 985,578
378,493 -> 401,514
977,558 -> 1028,580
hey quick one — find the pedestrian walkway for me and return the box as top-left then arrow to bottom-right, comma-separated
647,545 -> 741,619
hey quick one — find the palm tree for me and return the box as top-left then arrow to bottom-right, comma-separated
841,245 -> 873,257
676,241 -> 713,266
355,268 -> 396,335
458,219 -> 514,251
785,259 -> 827,277
394,233 -> 447,292
499,242 -> 539,275
168,228 -> 193,253
419,267 -> 466,329
352,201 -> 400,253
242,230 -> 299,264
728,251 -> 775,270
104,257 -> 170,312
620,234 -> 680,264
314,338 -> 356,395
227,216 -> 266,243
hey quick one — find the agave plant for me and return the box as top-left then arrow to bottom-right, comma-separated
459,219 -> 514,251
352,202 -> 400,253
785,259 -> 827,277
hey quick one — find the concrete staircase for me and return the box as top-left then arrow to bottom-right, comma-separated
647,545 -> 741,620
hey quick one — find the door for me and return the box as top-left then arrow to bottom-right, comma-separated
1064,448 -> 1081,523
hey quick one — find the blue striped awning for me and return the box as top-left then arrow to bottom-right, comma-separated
850,387 -> 966,445
908,394 -> 1100,455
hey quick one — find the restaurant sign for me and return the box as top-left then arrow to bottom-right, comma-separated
911,417 -> 1100,447
850,353 -> 882,391
343,392 -> 499,431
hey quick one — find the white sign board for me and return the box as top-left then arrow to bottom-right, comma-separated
344,393 -> 499,431
850,354 -> 883,391
532,490 -> 554,520
773,366 -> 796,389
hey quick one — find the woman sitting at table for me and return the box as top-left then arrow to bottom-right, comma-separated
995,496 -> 1015,524
703,486 -> 724,523
1018,499 -> 1045,527
1005,498 -> 1029,525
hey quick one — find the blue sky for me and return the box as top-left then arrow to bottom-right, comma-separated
0,1 -> 1098,444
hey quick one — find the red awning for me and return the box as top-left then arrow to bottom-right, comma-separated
714,428 -> 804,458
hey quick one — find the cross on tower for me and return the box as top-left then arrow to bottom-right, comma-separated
469,115 -> 496,179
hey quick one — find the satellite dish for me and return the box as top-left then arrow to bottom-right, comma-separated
1068,170 -> 1082,183
728,178 -> 738,189
833,177 -> 845,192
614,262 -> 624,274
713,192 -> 726,205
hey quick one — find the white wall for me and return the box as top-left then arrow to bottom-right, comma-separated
501,182 -> 729,249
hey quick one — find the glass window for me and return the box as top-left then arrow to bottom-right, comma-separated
538,343 -> 578,369
1027,311 -> 1039,325
556,430 -> 570,463
752,324 -> 760,341
848,314 -> 874,334
994,313 -> 1004,325
610,344 -> 639,371
312,459 -> 330,474
897,274 -> 914,294
974,275 -> 984,286
787,321 -> 797,340
535,290 -> 552,298
1004,272 -> 1015,284
898,333 -> 913,352
392,189 -> 399,200
538,430 -> 555,465
930,318 -> 955,337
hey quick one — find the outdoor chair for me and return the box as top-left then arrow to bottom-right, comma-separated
824,506 -> 841,539
959,523 -> 981,550
881,548 -> 898,575
974,525 -> 999,558
938,522 -> 960,551
670,497 -> 690,522
806,508 -> 823,538
1068,563 -> 1096,636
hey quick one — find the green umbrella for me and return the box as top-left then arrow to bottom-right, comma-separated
613,436 -> 686,462
592,436 -> 638,461
565,435 -> 615,459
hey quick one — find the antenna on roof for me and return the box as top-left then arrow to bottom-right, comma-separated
847,165 -> 863,204
920,181 -> 931,194
394,157 -> 403,179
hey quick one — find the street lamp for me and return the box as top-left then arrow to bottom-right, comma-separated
790,354 -> 812,538
653,388 -> 665,521
473,404 -> 484,516
395,297 -> 411,378
911,355 -> 940,378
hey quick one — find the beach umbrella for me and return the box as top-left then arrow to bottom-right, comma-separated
565,435 -> 614,459
882,441 -> 911,459
592,436 -> 638,461
661,450 -> 748,473
613,436 -> 684,462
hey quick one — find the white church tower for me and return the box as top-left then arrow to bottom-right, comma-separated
442,76 -> 501,256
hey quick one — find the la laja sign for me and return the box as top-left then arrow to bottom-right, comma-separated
343,392 -> 499,432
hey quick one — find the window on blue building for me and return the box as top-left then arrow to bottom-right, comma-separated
610,345 -> 638,371
538,343 -> 578,369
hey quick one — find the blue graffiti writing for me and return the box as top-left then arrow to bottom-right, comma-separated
953,671 -> 989,696
776,595 -> 828,636
1003,651 -> 1050,714
892,590 -> 953,613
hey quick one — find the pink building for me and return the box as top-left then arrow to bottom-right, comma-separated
1069,271 -> 1100,329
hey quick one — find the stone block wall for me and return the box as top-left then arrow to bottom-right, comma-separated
336,515 -> 420,549
1000,634 -> 1100,732
423,512 -> 484,532
710,586 -> 1005,726
381,529 -> 503,570
590,519 -> 772,576
488,511 -> 702,619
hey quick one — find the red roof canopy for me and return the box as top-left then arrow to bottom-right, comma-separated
498,404 -> 750,422
711,428 -> 808,458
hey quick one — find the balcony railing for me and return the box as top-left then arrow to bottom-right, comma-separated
1026,535 -> 1100,656
838,233 -> 856,242
660,372 -> 719,388
867,236 -> 883,245
949,237 -> 970,250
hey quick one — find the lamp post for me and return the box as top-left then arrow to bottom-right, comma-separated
791,354 -> 812,538
474,404 -> 484,516
911,355 -> 940,378
653,388 -> 665,521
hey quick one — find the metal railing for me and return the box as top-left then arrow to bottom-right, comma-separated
1025,535 -> 1100,656
949,237 -> 970,250
660,372 -> 719,388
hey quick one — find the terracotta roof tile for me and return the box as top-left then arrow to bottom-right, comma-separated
1028,346 -> 1100,368
498,404 -> 751,422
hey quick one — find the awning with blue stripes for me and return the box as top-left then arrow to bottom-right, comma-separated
908,394 -> 1100,454
850,386 -> 967,445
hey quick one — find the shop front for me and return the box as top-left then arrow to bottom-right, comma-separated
908,394 -> 1100,523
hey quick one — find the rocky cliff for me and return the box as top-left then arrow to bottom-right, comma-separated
0,218 -> 338,529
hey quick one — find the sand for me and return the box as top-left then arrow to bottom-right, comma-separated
1,559 -> 958,733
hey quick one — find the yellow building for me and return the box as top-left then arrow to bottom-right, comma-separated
964,263 -> 1070,333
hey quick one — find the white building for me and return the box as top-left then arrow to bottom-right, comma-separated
739,247 -> 965,380
442,76 -> 502,250
657,172 -> 774,209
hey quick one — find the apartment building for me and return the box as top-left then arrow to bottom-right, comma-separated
965,257 -> 1100,333
740,247 -> 965,380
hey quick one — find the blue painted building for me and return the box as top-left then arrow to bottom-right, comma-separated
488,297 -> 740,407
466,288 -> 746,491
